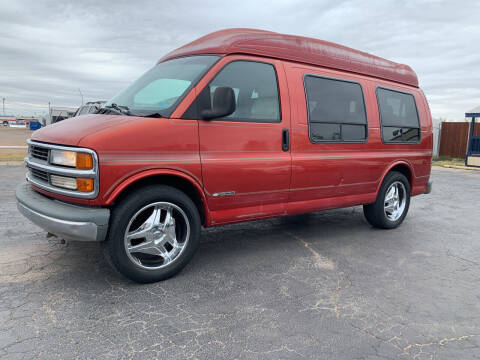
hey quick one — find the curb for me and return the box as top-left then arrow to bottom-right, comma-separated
442,165 -> 480,171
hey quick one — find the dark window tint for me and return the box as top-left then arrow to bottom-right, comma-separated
184,61 -> 280,122
382,127 -> 420,142
377,88 -> 420,142
342,124 -> 366,141
310,123 -> 341,141
305,76 -> 367,142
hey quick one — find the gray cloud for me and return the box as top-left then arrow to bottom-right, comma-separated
1,0 -> 479,119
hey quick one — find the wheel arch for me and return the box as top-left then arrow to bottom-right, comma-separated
376,161 -> 414,195
104,169 -> 209,226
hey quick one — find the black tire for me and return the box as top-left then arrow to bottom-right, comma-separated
363,171 -> 411,229
103,185 -> 201,283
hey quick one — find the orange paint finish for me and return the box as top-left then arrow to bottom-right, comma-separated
161,28 -> 418,87
25,29 -> 432,228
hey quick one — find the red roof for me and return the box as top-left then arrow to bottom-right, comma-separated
161,28 -> 418,88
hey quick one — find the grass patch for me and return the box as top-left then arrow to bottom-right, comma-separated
0,149 -> 27,162
0,153 -> 26,162
432,157 -> 465,167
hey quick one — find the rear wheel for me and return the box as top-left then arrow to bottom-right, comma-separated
103,185 -> 201,283
363,171 -> 410,229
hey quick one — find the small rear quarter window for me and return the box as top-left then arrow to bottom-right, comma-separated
377,88 -> 420,143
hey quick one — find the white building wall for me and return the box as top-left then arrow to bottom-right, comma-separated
432,118 -> 442,157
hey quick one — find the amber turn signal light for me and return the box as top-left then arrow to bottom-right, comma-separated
76,178 -> 94,192
76,153 -> 93,169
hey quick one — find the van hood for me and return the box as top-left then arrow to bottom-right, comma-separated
31,114 -> 132,146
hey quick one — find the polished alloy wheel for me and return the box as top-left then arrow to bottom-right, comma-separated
124,202 -> 190,270
383,181 -> 407,221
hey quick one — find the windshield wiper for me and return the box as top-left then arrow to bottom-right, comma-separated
98,103 -> 131,115
108,103 -> 130,115
141,112 -> 165,118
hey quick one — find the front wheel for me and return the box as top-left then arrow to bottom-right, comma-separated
363,171 -> 411,229
103,185 -> 201,283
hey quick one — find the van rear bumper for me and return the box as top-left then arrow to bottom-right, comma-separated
424,180 -> 433,194
16,182 -> 110,242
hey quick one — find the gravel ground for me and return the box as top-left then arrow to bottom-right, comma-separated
0,165 -> 479,359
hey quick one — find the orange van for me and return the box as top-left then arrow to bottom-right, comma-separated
17,29 -> 432,282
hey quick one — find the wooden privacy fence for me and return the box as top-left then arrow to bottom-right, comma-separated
438,122 -> 480,158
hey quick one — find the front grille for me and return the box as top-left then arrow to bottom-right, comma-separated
29,167 -> 49,182
30,145 -> 49,161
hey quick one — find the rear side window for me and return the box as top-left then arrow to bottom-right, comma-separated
304,75 -> 367,142
377,88 -> 420,143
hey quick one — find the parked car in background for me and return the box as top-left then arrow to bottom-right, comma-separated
15,116 -> 40,128
16,29 -> 433,283
1,116 -> 39,128
1,115 -> 17,126
74,101 -> 106,117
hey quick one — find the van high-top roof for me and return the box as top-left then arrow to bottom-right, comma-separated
161,28 -> 418,88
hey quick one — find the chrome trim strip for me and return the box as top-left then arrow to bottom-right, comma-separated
26,140 -> 99,199
17,202 -> 100,242
212,191 -> 236,197
27,139 -> 98,155
25,157 -> 96,177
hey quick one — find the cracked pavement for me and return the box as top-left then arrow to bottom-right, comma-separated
1,166 -> 479,359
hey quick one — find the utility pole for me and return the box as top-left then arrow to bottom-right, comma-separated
78,88 -> 84,105
2,98 -> 4,115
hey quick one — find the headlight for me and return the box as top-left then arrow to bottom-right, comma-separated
50,150 -> 93,169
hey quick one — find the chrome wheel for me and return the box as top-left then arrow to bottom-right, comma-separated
124,202 -> 190,270
383,181 -> 407,221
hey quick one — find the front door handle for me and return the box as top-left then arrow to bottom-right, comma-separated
282,129 -> 290,152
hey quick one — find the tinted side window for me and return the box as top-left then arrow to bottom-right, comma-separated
183,61 -> 280,122
377,88 -> 420,143
304,76 -> 367,142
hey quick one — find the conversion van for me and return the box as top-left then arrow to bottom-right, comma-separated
16,29 -> 433,283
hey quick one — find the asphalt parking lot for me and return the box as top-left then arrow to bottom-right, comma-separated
1,166 -> 479,359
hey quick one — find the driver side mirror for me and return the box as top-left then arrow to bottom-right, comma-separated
201,86 -> 236,120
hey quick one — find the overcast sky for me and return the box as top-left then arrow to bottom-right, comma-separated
1,0 -> 479,119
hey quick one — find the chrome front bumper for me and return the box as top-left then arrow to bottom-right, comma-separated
16,182 -> 110,242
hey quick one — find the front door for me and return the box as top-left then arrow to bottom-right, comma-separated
183,56 -> 292,225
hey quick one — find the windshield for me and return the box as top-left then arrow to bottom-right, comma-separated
103,55 -> 219,117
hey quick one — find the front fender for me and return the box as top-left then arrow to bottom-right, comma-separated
103,168 -> 210,224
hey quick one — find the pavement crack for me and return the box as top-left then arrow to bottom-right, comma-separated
403,333 -> 480,357
446,250 -> 479,266
330,272 -> 344,318
285,230 -> 334,270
